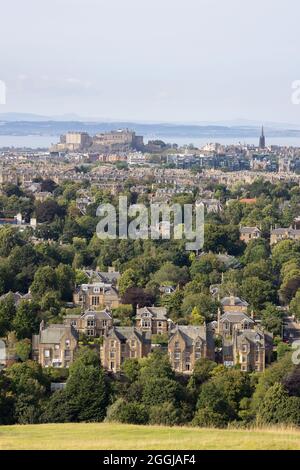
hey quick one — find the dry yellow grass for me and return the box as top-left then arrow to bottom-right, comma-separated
0,422 -> 300,450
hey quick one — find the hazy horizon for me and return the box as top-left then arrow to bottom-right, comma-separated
1,0 -> 300,124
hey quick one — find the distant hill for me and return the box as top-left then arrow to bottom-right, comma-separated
1,114 -> 300,139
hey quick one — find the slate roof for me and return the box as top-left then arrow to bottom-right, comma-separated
170,325 -> 214,350
220,311 -> 254,324
0,291 -> 32,305
64,309 -> 112,321
136,306 -> 168,320
221,296 -> 249,307
107,326 -> 151,344
240,226 -> 261,234
32,323 -> 77,346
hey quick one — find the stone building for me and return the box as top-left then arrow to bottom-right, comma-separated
63,308 -> 113,338
270,227 -> 300,245
32,321 -> 78,368
240,226 -> 261,244
73,282 -> 120,310
135,306 -> 170,335
221,295 -> 249,314
223,327 -> 273,372
168,324 -> 215,374
101,327 -> 151,372
216,309 -> 255,337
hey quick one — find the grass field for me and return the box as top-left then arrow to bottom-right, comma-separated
1,423 -> 300,450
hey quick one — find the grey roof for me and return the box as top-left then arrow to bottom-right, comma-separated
170,325 -> 214,350
0,291 -> 32,305
82,309 -> 112,320
240,226 -> 261,234
220,311 -> 254,324
236,329 -> 265,347
271,227 -> 300,235
83,269 -> 120,284
136,306 -> 168,320
221,296 -> 249,307
76,283 -> 119,296
64,309 -> 112,320
38,324 -> 77,344
107,326 -> 151,344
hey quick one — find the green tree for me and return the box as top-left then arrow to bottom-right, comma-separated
0,226 -> 23,257
0,294 -> 16,337
190,306 -> 205,325
30,266 -> 57,298
13,301 -> 40,339
65,348 -> 109,422
15,339 -> 31,362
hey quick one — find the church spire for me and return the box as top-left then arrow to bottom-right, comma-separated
259,125 -> 266,149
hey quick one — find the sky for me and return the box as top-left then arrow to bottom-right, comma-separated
1,0 -> 300,123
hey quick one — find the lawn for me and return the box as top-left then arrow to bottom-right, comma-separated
1,423 -> 300,450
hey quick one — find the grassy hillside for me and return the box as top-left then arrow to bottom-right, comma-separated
0,423 -> 300,450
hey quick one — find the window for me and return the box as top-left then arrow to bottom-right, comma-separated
65,339 -> 70,347
131,340 -> 136,347
241,365 -> 247,371
142,320 -> 151,328
110,340 -> 115,348
185,363 -> 190,371
242,355 -> 246,363
110,351 -> 115,359
158,321 -> 163,328
195,352 -> 201,359
130,350 -> 136,358
44,349 -> 50,358
224,322 -> 229,330
92,296 -> 100,306
175,341 -> 180,349
110,362 -> 115,370
195,341 -> 201,349
54,344 -> 60,350
87,319 -> 95,327
242,344 -> 247,352
174,352 -> 181,360
174,361 -> 180,370
255,352 -> 260,362
87,329 -> 94,336
93,287 -> 100,293
71,320 -> 77,326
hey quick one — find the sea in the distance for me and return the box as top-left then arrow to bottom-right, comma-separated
0,134 -> 300,149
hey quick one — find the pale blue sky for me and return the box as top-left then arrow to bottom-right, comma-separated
1,0 -> 300,123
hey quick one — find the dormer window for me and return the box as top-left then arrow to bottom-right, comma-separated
242,344 -> 247,352
93,287 -> 100,293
